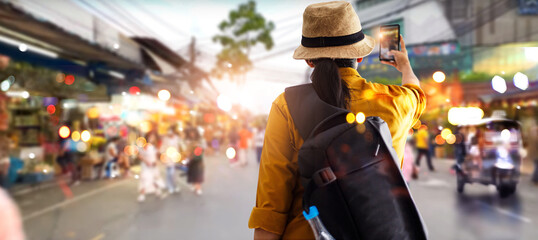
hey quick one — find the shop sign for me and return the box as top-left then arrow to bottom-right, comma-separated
519,0 -> 538,15
407,42 -> 460,57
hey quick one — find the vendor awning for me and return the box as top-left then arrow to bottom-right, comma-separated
0,2 -> 143,71
480,82 -> 538,103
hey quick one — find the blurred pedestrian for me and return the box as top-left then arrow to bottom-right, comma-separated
468,135 -> 482,178
203,125 -> 215,156
228,126 -> 239,164
60,135 -> 81,185
255,126 -> 265,164
250,2 -> 426,238
415,124 -> 435,171
186,128 -> 205,195
103,136 -> 120,178
428,127 -> 437,159
452,127 -> 467,173
116,136 -> 130,178
455,128 -> 466,160
160,128 -> 181,194
0,188 -> 25,240
138,132 -> 165,202
238,124 -> 253,166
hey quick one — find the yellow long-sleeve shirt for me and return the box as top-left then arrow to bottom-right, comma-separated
248,67 -> 426,239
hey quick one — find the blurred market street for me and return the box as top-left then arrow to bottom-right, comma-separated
11,152 -> 538,240
16,152 -> 259,240
1,0 -> 538,239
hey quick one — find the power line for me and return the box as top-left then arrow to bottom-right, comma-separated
95,0 -> 161,37
131,0 -> 190,38
77,0 -> 138,36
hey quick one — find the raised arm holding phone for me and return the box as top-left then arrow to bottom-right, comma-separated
380,34 -> 421,87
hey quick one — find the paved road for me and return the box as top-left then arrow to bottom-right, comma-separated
17,151 -> 259,240
411,160 -> 538,240
14,152 -> 538,240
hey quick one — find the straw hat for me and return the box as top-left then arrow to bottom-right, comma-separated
293,1 -> 375,60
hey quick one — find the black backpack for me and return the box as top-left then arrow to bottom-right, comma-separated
285,84 -> 428,240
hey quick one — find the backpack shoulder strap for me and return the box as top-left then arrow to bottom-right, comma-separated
284,84 -> 348,140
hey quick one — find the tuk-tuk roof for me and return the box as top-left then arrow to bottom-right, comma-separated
458,117 -> 520,127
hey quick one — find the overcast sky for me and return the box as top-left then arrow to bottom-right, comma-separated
70,0 -> 335,114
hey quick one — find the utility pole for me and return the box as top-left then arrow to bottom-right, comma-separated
189,36 -> 196,65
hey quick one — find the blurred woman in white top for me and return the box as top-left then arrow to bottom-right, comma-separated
160,128 -> 181,194
138,132 -> 165,202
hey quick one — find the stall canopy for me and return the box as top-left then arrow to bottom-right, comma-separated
0,2 -> 143,71
133,37 -> 218,99
480,82 -> 538,103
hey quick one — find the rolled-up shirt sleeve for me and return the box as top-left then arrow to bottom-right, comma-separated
248,97 -> 298,235
401,84 -> 427,125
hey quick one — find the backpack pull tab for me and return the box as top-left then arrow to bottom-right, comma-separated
375,144 -> 380,156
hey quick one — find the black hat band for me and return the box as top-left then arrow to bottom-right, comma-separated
301,30 -> 365,48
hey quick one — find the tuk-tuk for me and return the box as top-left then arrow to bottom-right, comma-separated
455,118 -> 522,197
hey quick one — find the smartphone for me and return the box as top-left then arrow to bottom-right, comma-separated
378,24 -> 400,62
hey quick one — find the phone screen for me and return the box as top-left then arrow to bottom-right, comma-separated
379,24 -> 400,62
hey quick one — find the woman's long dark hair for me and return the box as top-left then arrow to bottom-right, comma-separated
310,58 -> 353,109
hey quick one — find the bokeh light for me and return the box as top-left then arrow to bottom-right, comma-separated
140,121 -> 152,133
501,129 -> 511,142
433,71 -> 446,83
346,112 -> 355,124
124,145 -> 139,156
448,107 -> 484,125
166,147 -> 179,159
217,95 -> 232,112
194,147 -> 203,156
513,72 -> 529,90
1,80 -> 10,91
435,135 -> 446,145
65,75 -> 75,85
158,89 -> 171,101
446,134 -> 456,144
356,112 -> 366,124
525,47 -> 538,62
441,128 -> 452,139
18,43 -> 27,52
81,130 -> 91,142
491,75 -> 507,93
87,107 -> 99,119
129,86 -> 141,95
56,73 -> 65,83
46,105 -> 56,114
136,137 -> 147,147
226,147 -> 236,159
87,107 -> 100,119
71,131 -> 81,142
76,142 -> 87,152
59,126 -> 70,138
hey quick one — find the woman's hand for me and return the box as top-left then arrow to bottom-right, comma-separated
380,35 -> 419,86
380,35 -> 411,72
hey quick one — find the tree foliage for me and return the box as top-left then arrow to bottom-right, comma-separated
212,0 -> 274,80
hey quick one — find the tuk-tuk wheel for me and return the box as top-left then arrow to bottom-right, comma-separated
457,173 -> 465,193
498,184 -> 516,198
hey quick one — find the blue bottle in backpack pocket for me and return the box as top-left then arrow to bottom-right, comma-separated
303,206 -> 335,240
